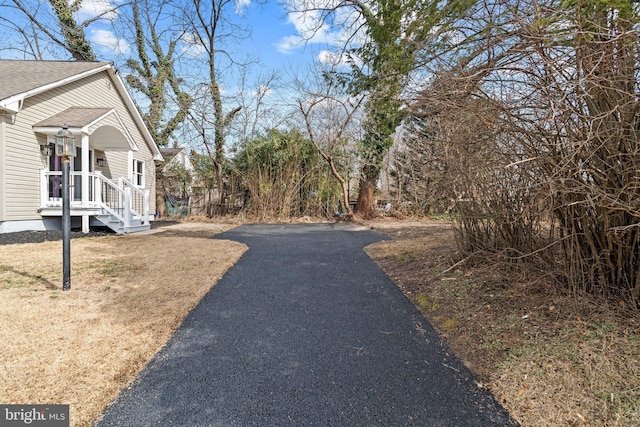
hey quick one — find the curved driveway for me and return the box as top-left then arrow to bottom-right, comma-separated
96,223 -> 516,426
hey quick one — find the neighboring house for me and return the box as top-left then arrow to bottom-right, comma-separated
157,147 -> 194,217
159,147 -> 195,193
0,60 -> 163,234
159,147 -> 192,169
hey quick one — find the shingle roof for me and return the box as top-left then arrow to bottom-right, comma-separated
0,60 -> 109,101
33,107 -> 113,128
159,147 -> 185,162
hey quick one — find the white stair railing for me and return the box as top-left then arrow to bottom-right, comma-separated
40,170 -> 150,231
118,177 -> 150,225
97,174 -> 127,224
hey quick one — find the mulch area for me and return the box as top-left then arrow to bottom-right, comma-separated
0,229 -> 113,245
0,220 -> 182,245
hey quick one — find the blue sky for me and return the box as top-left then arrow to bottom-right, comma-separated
244,1 -> 298,67
0,0 -> 341,75
0,0 -> 357,145
236,1 -> 314,80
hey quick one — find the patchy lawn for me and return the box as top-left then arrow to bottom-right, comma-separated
0,223 -> 246,427
365,218 -> 640,427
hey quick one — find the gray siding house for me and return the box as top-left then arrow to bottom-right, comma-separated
0,60 -> 163,234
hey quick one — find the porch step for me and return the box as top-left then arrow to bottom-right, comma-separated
95,214 -> 150,234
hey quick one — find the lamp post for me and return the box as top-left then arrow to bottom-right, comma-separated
56,125 -> 75,291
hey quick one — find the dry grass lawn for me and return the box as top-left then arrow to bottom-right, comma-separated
0,223 -> 246,427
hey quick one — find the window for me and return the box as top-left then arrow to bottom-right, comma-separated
133,159 -> 145,187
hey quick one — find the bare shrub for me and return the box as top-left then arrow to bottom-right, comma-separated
402,80 -> 551,263
401,0 -> 640,307
491,1 -> 640,305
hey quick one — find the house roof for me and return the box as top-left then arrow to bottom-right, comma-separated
159,147 -> 185,162
0,60 -> 110,107
0,60 -> 163,161
33,107 -> 113,128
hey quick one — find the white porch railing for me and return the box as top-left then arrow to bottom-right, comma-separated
40,170 -> 150,227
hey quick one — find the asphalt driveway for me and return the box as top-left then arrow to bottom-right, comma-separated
95,223 -> 516,426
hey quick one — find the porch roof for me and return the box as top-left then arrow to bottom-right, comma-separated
33,106 -> 139,152
34,106 -> 111,127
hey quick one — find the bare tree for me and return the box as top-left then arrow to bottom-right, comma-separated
4,0 -> 123,60
232,68 -> 285,144
525,0 -> 640,304
401,0 -> 640,308
296,67 -> 365,218
123,0 -> 193,147
47,0 -> 96,59
0,1 -> 49,59
179,0 -> 250,208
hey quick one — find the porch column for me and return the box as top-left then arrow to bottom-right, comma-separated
81,134 -> 90,233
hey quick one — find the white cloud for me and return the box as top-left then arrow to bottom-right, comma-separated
75,0 -> 119,21
288,10 -> 326,39
179,32 -> 207,58
252,85 -> 272,98
317,50 -> 348,66
235,0 -> 251,14
276,35 -> 304,54
277,10 -> 340,54
89,28 -> 131,54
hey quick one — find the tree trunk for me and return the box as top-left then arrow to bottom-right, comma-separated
354,178 -> 376,219
156,187 -> 166,218
214,158 -> 224,207
328,156 -> 352,218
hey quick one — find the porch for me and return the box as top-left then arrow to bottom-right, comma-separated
39,170 -> 151,234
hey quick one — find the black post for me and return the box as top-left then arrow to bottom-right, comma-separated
62,156 -> 71,291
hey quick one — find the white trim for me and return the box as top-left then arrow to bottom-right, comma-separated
81,134 -> 90,206
107,109 -> 139,151
40,126 -> 82,136
35,109 -> 139,152
133,159 -> 145,188
128,151 -> 134,181
0,64 -> 112,113
82,108 -> 115,132
81,109 -> 138,151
